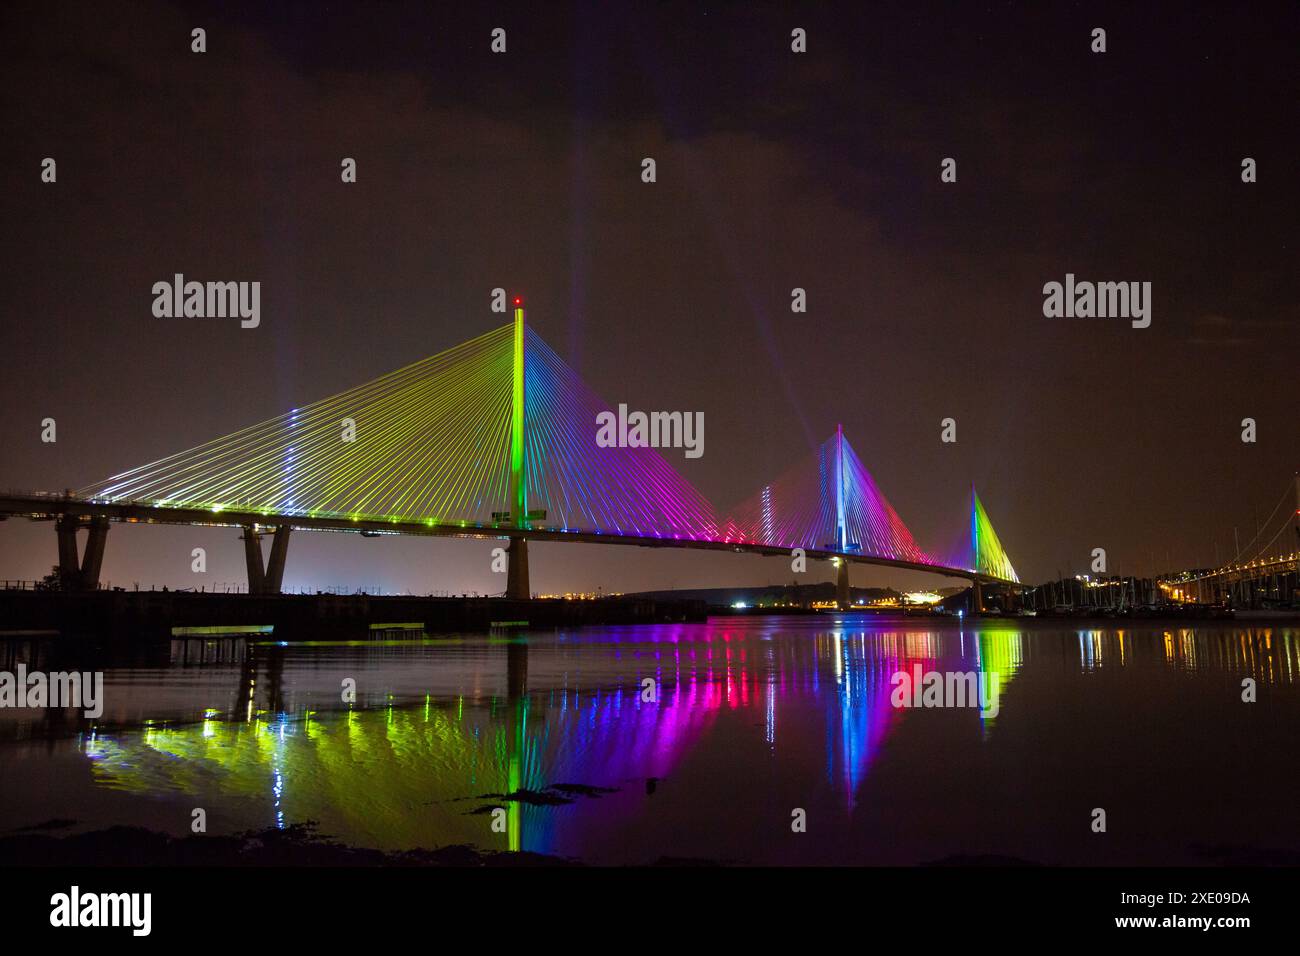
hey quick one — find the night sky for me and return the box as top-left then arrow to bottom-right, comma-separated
1,1 -> 1296,595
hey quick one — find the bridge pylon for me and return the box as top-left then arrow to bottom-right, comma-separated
1294,472 -> 1300,546
831,425 -> 854,609
505,296 -> 531,599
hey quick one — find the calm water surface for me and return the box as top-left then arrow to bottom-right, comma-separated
2,616 -> 1298,865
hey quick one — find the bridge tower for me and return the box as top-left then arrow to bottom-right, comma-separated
505,296 -> 531,600
969,484 -> 981,614
834,424 -> 846,553
834,424 -> 852,609
1294,472 -> 1300,549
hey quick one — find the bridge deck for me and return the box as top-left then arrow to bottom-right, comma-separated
0,493 -> 1005,584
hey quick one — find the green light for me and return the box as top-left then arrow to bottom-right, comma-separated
79,324 -> 518,527
510,305 -> 527,528
971,489 -> 1018,583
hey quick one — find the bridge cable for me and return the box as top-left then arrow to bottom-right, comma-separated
1232,479 -> 1293,562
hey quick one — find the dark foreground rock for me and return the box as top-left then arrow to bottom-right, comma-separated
0,822 -> 578,867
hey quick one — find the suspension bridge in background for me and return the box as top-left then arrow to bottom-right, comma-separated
0,301 -> 1021,608
1158,475 -> 1300,610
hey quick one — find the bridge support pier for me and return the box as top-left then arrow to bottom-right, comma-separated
506,536 -> 530,600
81,517 -> 109,590
971,579 -> 983,615
242,524 -> 292,595
836,558 -> 850,610
265,526 -> 292,593
56,515 -> 79,586
54,514 -> 110,590
242,526 -> 266,594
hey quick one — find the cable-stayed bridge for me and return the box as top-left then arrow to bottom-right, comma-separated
0,302 -> 1021,605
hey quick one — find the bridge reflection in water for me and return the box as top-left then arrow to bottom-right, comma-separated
42,619 -> 1300,863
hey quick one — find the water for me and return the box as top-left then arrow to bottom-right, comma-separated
2,616 -> 1298,865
